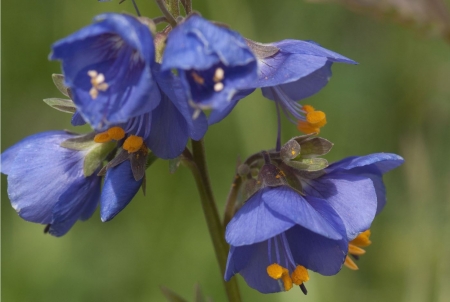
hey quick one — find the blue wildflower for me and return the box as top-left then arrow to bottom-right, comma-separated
225,152 -> 403,293
161,15 -> 258,112
212,39 -> 357,127
50,13 -> 160,131
1,131 -> 101,236
93,64 -> 208,160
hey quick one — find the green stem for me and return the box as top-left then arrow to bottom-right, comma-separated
223,174 -> 242,228
155,0 -> 177,27
164,0 -> 180,18
182,140 -> 242,302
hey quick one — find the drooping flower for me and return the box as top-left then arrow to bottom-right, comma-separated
161,14 -> 258,112
211,39 -> 357,127
93,64 -> 208,160
225,140 -> 403,293
50,13 -> 160,130
225,163 -> 349,294
1,131 -> 102,236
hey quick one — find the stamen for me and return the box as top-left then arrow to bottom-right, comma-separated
107,127 -> 125,140
94,132 -> 112,143
297,105 -> 327,134
348,244 -> 366,256
267,263 -> 293,291
214,82 -> 224,92
291,265 -> 309,285
88,70 -> 109,99
351,230 -> 372,247
191,72 -> 205,85
123,135 -> 144,153
344,255 -> 359,270
213,67 -> 224,82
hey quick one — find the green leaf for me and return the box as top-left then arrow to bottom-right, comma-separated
160,286 -> 188,302
83,141 -> 116,177
43,98 -> 77,114
52,74 -> 70,97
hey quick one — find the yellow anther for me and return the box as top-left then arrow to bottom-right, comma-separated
107,127 -> 125,140
214,82 -> 224,92
344,255 -> 359,270
297,121 -> 320,134
297,105 -> 327,134
291,265 -> 309,285
281,273 -> 293,291
191,72 -> 205,85
213,68 -> 224,82
123,135 -> 144,153
267,263 -> 284,279
348,244 -> 366,256
302,105 -> 315,113
88,70 -> 109,99
351,230 -> 372,247
94,132 -> 112,143
306,110 -> 327,128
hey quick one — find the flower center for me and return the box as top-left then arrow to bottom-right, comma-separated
94,127 -> 144,154
88,70 -> 109,99
267,263 -> 309,292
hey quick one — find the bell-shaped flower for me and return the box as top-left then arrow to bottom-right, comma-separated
1,131 -> 102,236
50,13 -> 160,131
93,64 -> 208,160
225,163 -> 349,294
161,15 -> 257,111
212,39 -> 357,127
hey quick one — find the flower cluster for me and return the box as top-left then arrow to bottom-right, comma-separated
1,3 -> 403,298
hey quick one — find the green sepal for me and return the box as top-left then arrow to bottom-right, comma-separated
83,141 -> 116,177
245,38 -> 279,59
160,286 -> 188,302
285,158 -> 329,172
43,98 -> 77,114
60,132 -> 97,151
52,74 -> 69,97
294,136 -> 333,158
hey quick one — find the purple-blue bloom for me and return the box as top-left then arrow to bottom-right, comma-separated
1,131 -> 101,236
224,153 -> 403,293
211,39 -> 357,126
50,13 -> 160,131
161,14 -> 258,111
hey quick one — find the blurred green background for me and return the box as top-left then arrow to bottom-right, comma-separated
2,0 -> 450,301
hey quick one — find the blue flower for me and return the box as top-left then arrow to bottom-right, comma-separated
94,64 -> 208,160
161,15 -> 257,111
212,39 -> 357,127
50,13 -> 160,131
1,131 -> 101,236
224,153 -> 403,293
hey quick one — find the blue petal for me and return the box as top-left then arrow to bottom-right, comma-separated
225,243 -> 286,293
162,15 -> 256,71
208,89 -> 255,125
261,62 -> 333,101
6,132 -> 87,223
225,188 -> 295,246
326,153 -> 404,174
286,224 -> 347,276
303,172 -> 378,240
71,111 -> 87,126
155,67 -> 208,141
263,186 -> 344,240
100,160 -> 143,222
49,173 -> 101,237
50,13 -> 158,130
